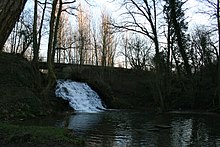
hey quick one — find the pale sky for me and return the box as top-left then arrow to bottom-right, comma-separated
24,0 -> 211,62
25,0 -> 210,31
91,0 -> 210,28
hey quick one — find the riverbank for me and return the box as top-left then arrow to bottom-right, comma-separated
0,52 -> 218,145
0,52 -> 83,146
0,122 -> 84,146
1,52 -> 218,112
59,61 -> 218,111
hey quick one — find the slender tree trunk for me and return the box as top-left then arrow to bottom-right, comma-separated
32,0 -> 47,67
217,0 -> 220,107
170,0 -> 191,77
37,0 -> 47,55
0,0 -> 27,51
124,32 -> 128,68
52,0 -> 62,63
80,37 -> 84,66
32,0 -> 38,66
45,0 -> 58,91
93,35 -> 99,66
145,0 -> 165,110
166,22 -> 171,74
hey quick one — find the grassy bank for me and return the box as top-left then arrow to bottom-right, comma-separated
0,122 -> 84,146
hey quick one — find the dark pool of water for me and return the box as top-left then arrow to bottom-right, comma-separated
64,110 -> 220,147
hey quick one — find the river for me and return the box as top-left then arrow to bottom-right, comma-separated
54,80 -> 220,146
63,110 -> 220,147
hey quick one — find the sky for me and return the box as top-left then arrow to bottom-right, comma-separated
25,0 -> 211,30
87,0 -> 211,66
185,0 -> 210,28
91,0 -> 210,28
25,0 -> 211,34
24,0 -> 212,64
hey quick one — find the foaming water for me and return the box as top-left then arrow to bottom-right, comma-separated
55,80 -> 106,113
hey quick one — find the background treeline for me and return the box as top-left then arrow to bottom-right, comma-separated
0,0 -> 219,111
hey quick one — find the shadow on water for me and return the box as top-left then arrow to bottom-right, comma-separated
65,110 -> 220,147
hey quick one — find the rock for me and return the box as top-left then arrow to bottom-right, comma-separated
154,125 -> 172,129
147,128 -> 160,132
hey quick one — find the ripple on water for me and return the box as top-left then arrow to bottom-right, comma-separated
65,111 -> 220,147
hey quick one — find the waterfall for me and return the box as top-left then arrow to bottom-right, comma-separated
55,80 -> 106,113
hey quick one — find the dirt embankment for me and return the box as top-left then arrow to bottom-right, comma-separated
0,53 -> 63,119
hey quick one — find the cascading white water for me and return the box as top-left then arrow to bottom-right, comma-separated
55,80 -> 106,113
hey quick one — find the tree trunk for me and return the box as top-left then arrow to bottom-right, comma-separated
45,0 -> 58,91
32,0 -> 38,66
93,35 -> 99,66
52,0 -> 62,63
0,0 -> 27,51
170,0 -> 191,77
217,0 -> 220,107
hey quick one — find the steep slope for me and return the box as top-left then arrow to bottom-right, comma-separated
0,53 -> 46,119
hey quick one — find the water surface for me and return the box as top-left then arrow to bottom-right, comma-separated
66,110 -> 220,147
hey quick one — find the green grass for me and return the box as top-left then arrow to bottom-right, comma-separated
0,122 -> 84,145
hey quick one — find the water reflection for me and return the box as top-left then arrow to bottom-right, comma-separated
170,116 -> 218,147
66,111 -> 220,147
171,118 -> 193,146
68,113 -> 102,133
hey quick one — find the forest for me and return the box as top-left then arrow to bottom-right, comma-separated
0,0 -> 220,112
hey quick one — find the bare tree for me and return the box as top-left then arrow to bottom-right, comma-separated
113,0 -> 160,69
4,9 -> 33,57
56,14 -> 74,63
45,0 -> 59,92
100,11 -> 116,67
198,0 -> 220,107
121,31 -> 129,68
75,4 -> 91,65
44,0 -> 76,91
111,0 -> 166,109
91,23 -> 99,66
0,0 -> 27,51
126,34 -> 152,70
32,0 -> 47,67
190,26 -> 217,73
169,0 -> 191,76
217,0 -> 220,108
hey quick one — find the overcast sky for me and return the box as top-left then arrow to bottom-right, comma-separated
25,0 -> 210,29
91,0 -> 210,28
24,0 -> 211,59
